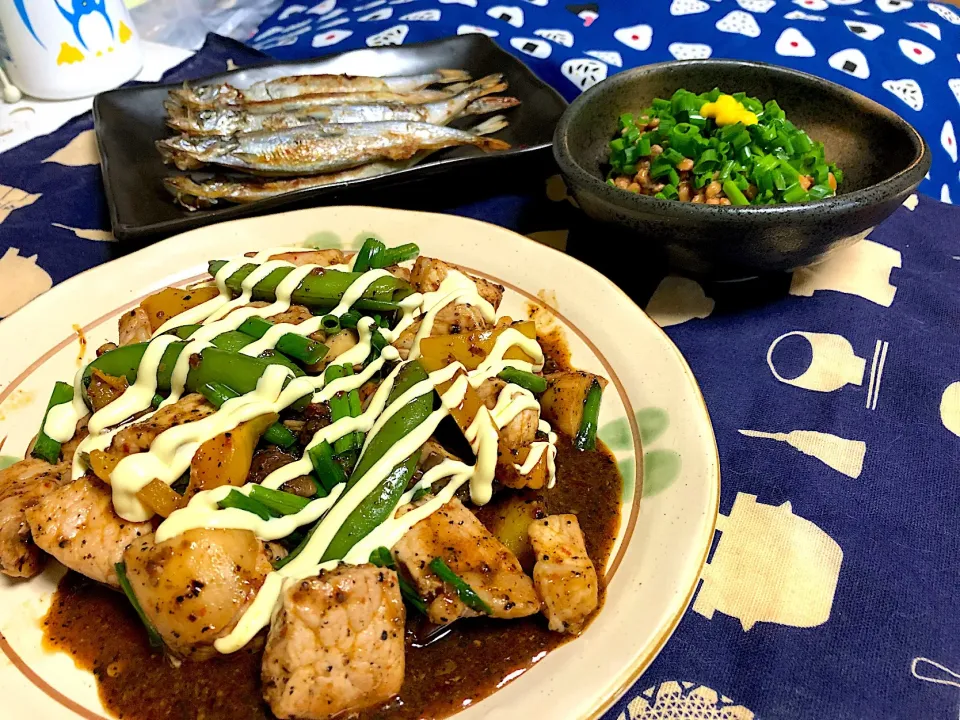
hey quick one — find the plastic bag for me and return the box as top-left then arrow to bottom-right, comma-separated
129,0 -> 283,50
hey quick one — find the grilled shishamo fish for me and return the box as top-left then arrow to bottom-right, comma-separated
166,74 -> 518,136
164,116 -> 510,209
171,69 -> 472,108
157,120 -> 510,176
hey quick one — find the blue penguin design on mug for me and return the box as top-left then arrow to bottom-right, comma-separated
14,0 -> 115,51
13,0 -> 44,48
55,0 -> 115,50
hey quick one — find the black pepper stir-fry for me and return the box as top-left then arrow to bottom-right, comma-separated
1,240 -> 615,720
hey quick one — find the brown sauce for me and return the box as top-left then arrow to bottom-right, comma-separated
42,439 -> 622,720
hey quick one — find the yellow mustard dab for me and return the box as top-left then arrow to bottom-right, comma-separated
700,94 -> 758,127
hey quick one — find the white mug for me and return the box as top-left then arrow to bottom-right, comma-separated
0,0 -> 143,100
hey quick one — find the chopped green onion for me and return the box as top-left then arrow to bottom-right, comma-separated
249,485 -> 312,515
237,316 -> 328,365
723,180 -> 750,206
606,88 -> 839,205
218,489 -> 276,520
573,379 -> 603,451
308,440 -> 347,491
783,183 -> 810,203
369,546 -> 393,568
197,381 -> 296,448
380,243 -> 420,267
808,184 -> 833,200
326,364 -> 360,457
636,135 -> 651,157
429,557 -> 492,615
338,310 -> 362,329
497,367 -> 547,394
115,562 -> 164,649
320,315 -> 341,334
369,546 -> 428,614
352,237 -> 386,273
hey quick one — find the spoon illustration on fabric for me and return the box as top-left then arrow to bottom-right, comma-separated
911,657 -> 960,719
738,429 -> 865,479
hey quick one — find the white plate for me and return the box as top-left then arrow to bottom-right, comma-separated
0,207 -> 719,719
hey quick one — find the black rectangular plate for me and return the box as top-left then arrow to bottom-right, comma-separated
93,34 -> 567,241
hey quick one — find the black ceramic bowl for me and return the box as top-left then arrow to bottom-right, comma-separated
553,59 -> 930,279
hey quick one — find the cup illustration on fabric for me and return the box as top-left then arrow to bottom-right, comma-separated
767,331 -> 865,393
694,493 -> 843,631
790,236 -> 900,307
0,0 -> 142,100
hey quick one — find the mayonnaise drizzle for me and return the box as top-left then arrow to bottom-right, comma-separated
55,245 -> 560,656
213,363 -> 468,653
88,335 -> 180,434
408,271 -> 496,360
43,368 -> 89,443
490,383 -> 540,430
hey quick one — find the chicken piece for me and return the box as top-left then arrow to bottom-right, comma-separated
110,393 -> 214,455
476,376 -> 506,409
268,303 -> 314,327
26,475 -> 152,587
321,329 -> 358,367
267,249 -> 349,267
118,307 -> 151,346
477,378 -> 538,451
477,378 -> 540,490
0,420 -> 89,577
410,256 -> 504,310
386,264 -> 411,283
393,497 -> 540,625
528,515 -> 598,634
0,458 -> 68,577
393,303 -> 488,360
417,439 -> 464,472
539,371 -> 609,438
123,528 -> 273,659
262,564 -> 405,720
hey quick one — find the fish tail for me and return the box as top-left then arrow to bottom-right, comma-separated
443,82 -> 471,95
465,96 -> 521,116
474,135 -> 511,151
437,69 -> 472,84
163,176 -> 216,211
469,114 -> 511,138
165,116 -> 192,133
458,73 -> 509,103
167,87 -> 202,108
156,140 -> 207,171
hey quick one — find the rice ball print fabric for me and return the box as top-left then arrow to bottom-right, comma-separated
254,0 -> 960,204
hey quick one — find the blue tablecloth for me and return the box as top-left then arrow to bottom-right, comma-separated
1,2 -> 959,718
255,0 -> 960,204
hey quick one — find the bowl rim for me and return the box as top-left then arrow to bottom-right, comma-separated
553,58 -> 931,218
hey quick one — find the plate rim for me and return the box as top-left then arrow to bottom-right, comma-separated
0,206 -> 720,720
92,34 -> 568,240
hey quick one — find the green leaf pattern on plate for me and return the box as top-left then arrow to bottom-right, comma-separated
600,407 -> 682,500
